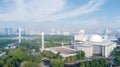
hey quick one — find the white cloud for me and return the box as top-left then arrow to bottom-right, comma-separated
0,0 -> 106,22
76,17 -> 120,31
51,0 -> 107,20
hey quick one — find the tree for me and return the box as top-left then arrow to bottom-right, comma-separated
76,51 -> 85,60
3,57 -> 20,67
85,62 -> 90,67
42,50 -> 55,59
66,56 -> 77,63
80,59 -> 109,67
66,56 -> 71,63
30,56 -> 41,63
50,59 -> 64,67
23,61 -> 38,67
112,47 -> 120,65
55,52 -> 63,59
8,48 -> 31,61
80,63 -> 85,67
0,60 -> 4,67
0,40 -> 42,67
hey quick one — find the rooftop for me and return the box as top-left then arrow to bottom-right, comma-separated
45,47 -> 76,57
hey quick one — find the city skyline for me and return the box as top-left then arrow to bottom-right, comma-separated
0,0 -> 120,32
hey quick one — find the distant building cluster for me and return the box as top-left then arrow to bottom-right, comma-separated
0,27 -> 72,36
1,27 -> 25,36
4,28 -> 13,35
49,29 -> 70,35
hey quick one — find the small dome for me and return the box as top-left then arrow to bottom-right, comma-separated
90,35 -> 103,43
79,29 -> 85,34
74,34 -> 87,42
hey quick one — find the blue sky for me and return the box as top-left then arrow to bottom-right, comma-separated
0,0 -> 120,33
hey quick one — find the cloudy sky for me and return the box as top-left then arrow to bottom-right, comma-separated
0,0 -> 120,33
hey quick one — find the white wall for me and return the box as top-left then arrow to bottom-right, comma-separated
77,46 -> 93,57
104,43 -> 116,57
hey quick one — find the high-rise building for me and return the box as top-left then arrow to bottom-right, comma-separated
102,29 -> 111,35
9,28 -> 13,35
116,29 -> 120,38
4,28 -> 13,35
4,28 -> 9,35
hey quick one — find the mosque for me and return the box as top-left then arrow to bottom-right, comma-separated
41,29 -> 116,58
74,29 -> 116,58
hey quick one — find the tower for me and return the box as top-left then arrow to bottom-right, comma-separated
41,32 -> 45,51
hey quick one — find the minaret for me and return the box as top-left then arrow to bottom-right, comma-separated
41,32 -> 45,51
19,26 -> 21,43
18,26 -> 24,43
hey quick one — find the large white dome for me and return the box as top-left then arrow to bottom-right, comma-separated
90,35 -> 103,43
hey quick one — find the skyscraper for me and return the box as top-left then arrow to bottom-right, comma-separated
9,28 -> 13,35
4,28 -> 8,35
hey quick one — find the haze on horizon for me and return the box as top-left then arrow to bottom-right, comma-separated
0,0 -> 120,33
